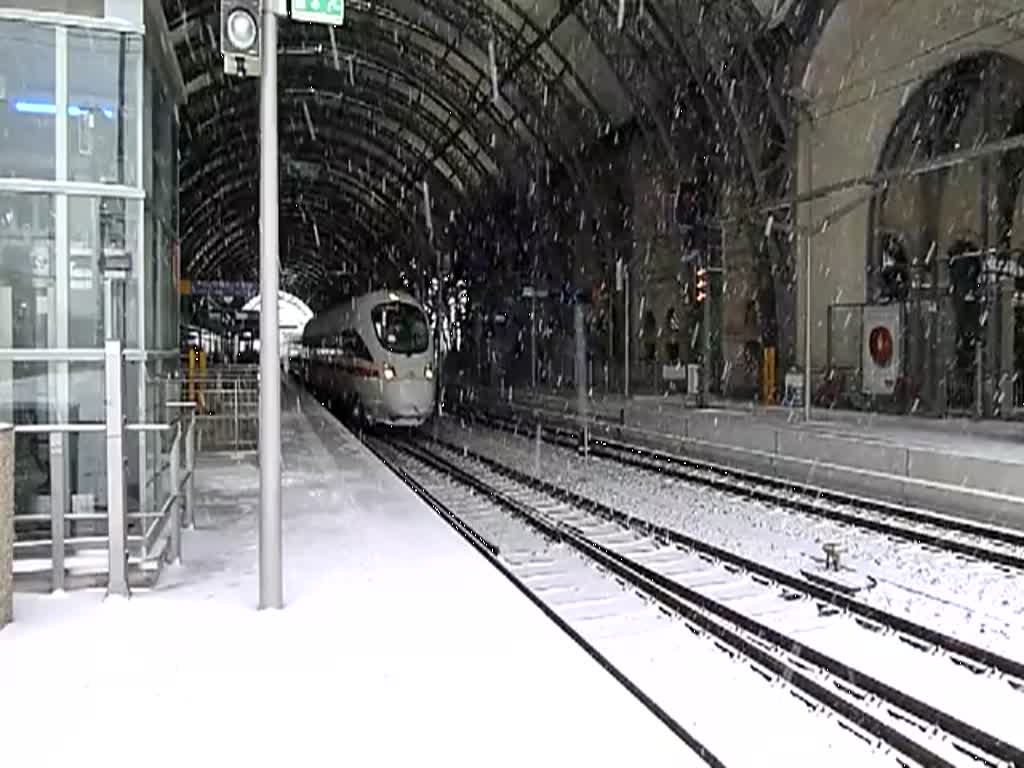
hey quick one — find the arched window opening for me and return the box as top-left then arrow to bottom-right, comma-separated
869,52 -> 1024,415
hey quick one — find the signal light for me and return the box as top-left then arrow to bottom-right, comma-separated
696,267 -> 708,303
220,0 -> 261,77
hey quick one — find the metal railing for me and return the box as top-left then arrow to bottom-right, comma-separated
184,366 -> 260,453
9,340 -> 196,595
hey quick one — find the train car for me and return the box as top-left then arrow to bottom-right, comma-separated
300,289 -> 436,427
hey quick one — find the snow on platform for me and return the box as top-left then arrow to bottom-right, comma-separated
0,383 -> 703,768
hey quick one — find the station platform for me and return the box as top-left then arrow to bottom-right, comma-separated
467,386 -> 1024,529
0,382 -> 699,767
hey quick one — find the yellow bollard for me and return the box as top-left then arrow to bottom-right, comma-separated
198,349 -> 207,412
762,346 -> 776,405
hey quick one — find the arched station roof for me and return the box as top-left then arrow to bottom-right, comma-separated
163,0 -> 807,311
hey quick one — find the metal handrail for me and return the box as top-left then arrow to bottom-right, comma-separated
9,339 -> 199,595
0,347 -> 179,362
14,424 -> 106,434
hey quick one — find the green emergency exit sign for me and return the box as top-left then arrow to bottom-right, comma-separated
291,0 -> 344,25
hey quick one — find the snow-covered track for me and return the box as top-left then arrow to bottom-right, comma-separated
456,405 -> 1024,573
372,432 -> 1024,768
361,434 -> 727,768
423,430 -> 1024,692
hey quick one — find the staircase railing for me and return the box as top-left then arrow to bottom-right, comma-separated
9,340 -> 196,595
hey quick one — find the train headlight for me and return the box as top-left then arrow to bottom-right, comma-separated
423,364 -> 434,380
383,364 -> 396,381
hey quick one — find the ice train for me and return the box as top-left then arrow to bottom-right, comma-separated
299,289 -> 436,427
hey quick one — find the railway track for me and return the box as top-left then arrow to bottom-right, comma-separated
422,429 -> 1024,691
454,404 -> 1024,573
368,430 -> 1024,768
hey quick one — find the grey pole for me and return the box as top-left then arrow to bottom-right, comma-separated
701,261 -> 711,408
574,300 -> 588,454
530,291 -> 537,390
804,115 -> 814,421
623,269 -> 630,399
258,5 -> 282,610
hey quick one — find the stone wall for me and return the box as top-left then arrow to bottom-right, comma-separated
0,423 -> 12,628
798,0 -> 1024,377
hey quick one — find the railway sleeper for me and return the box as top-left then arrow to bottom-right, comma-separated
945,652 -> 995,678
949,742 -> 1003,768
897,633 -> 934,654
854,616 -> 889,634
832,718 -> 888,755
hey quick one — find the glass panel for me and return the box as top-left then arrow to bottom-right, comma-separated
150,218 -> 179,351
64,361 -> 104,505
166,238 -> 179,349
67,28 -> 142,186
125,199 -> 143,347
152,74 -> 172,219
0,21 -> 56,179
8,361 -> 49,518
153,215 -> 165,348
144,204 -> 155,348
0,192 -> 57,350
68,195 -> 140,347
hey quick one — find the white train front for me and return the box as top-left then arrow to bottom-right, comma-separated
300,289 -> 437,427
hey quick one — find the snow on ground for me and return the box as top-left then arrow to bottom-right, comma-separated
0,389 -> 707,768
403,453 -> 905,768
435,417 -> 1024,661
427,438 -> 1024,754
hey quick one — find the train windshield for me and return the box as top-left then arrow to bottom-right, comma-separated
371,301 -> 430,355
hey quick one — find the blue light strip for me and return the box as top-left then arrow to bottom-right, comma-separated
13,100 -> 114,120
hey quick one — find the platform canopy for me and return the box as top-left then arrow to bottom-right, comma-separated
164,0 -> 806,309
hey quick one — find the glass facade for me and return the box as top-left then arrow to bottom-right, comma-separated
67,28 -> 142,187
0,12 -> 180,520
0,21 -> 57,180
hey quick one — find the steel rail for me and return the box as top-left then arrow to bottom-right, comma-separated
423,429 -> 1024,688
384,435 -> 977,768
360,433 -> 728,768
458,404 -> 1024,569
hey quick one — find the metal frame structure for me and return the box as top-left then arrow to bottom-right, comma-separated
163,0 -> 805,314
9,341 -> 196,595
0,12 -> 189,597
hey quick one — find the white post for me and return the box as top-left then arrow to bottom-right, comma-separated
0,423 -> 12,627
104,340 -> 129,597
168,422 -> 181,565
185,408 -> 196,528
259,5 -> 283,610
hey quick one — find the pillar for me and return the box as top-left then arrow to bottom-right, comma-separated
1,423 -> 13,627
